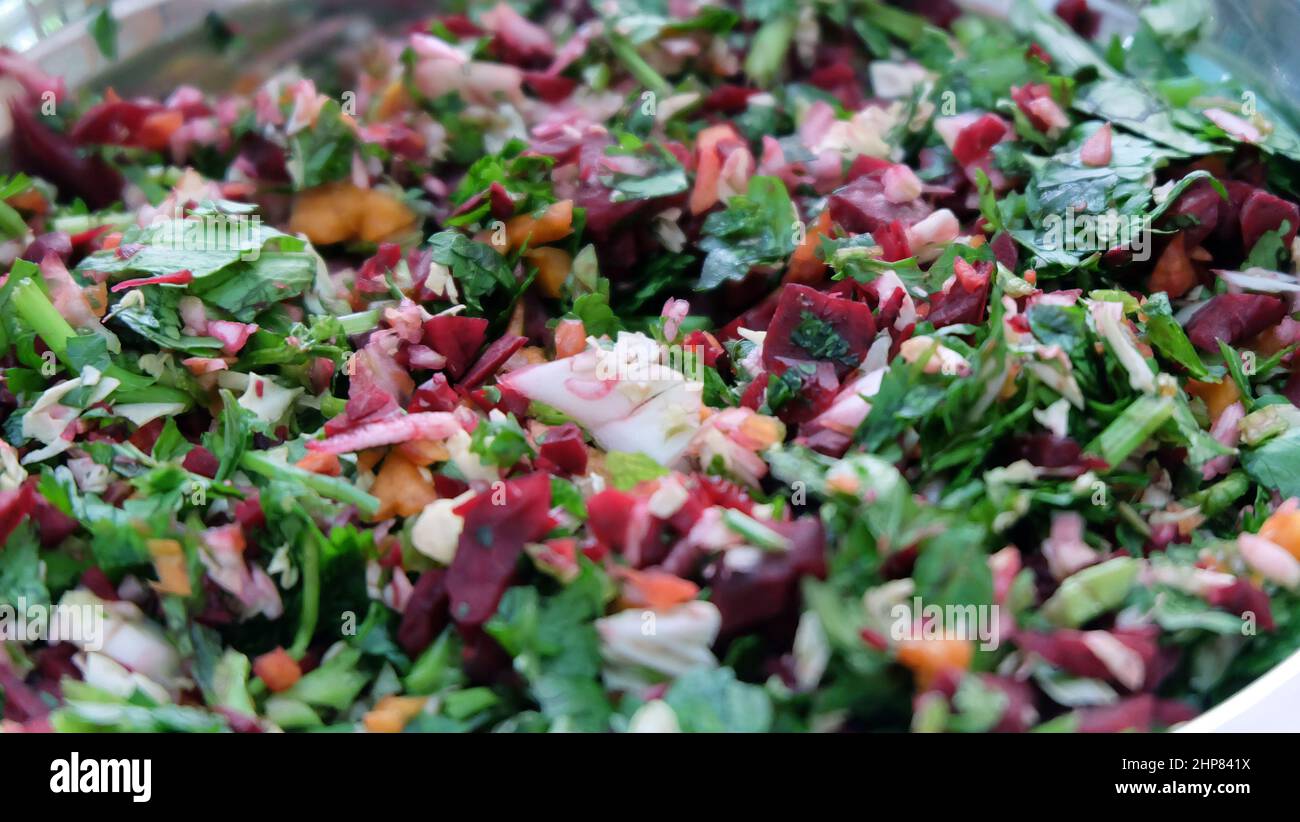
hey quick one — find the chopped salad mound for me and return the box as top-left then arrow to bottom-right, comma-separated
4,0 -> 1300,734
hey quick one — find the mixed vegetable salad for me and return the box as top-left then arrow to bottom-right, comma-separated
3,0 -> 1300,733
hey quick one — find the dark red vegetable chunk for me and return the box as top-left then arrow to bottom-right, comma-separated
8,100 -> 123,209
1185,293 -> 1288,351
398,568 -> 450,656
1054,0 -> 1101,39
446,472 -> 553,626
763,284 -> 876,376
928,259 -> 993,328
827,174 -> 933,235
1077,695 -> 1198,733
951,113 -> 1010,166
458,334 -> 527,389
0,483 -> 37,545
422,315 -> 489,380
1239,189 -> 1300,251
1205,579 -> 1275,631
538,422 -> 588,475
181,446 -> 220,479
1165,179 -> 1222,248
706,516 -> 827,636
409,373 -> 460,413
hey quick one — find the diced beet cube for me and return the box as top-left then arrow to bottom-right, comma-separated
827,174 -> 934,235
398,568 -> 450,656
422,315 -> 489,380
446,472 -> 552,626
538,422 -> 588,475
1239,189 -> 1300,251
1165,179 -> 1222,249
951,113 -> 1010,166
181,446 -> 220,479
764,284 -> 876,376
409,373 -> 460,413
1185,293 -> 1288,351
0,483 -> 37,545
458,334 -> 527,389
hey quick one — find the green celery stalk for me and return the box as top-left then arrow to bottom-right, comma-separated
745,16 -> 796,87
606,32 -> 670,97
239,450 -> 380,518
10,275 -> 193,407
1084,395 -> 1174,468
288,523 -> 324,658
1042,557 -> 1138,627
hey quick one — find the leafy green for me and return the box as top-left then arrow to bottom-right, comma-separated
696,176 -> 797,290
606,450 -> 670,489
663,666 -> 773,732
427,230 -> 518,315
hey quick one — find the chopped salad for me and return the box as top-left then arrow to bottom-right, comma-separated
3,0 -> 1300,733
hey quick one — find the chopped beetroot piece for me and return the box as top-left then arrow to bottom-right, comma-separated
181,446 -> 220,478
763,284 -> 876,376
458,334 -> 527,389
0,483 -> 37,545
1185,293 -> 1288,351
1164,179 -> 1222,248
951,113 -> 1010,165
707,516 -> 826,635
398,568 -> 450,655
538,422 -> 588,475
446,472 -> 553,625
1240,189 -> 1300,251
827,174 -> 934,235
422,315 -> 489,380
876,219 -> 912,262
9,100 -> 123,208
1054,0 -> 1101,39
410,373 -> 460,413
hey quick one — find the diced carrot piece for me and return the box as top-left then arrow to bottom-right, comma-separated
895,636 -> 974,690
253,647 -> 303,693
289,183 -> 416,246
357,188 -> 418,243
363,709 -> 405,733
369,451 -> 437,520
397,438 -> 450,466
617,567 -> 699,610
1149,233 -> 1197,299
6,188 -> 48,214
525,246 -> 572,298
1186,378 -> 1240,421
363,696 -> 427,733
84,282 -> 108,318
101,232 -> 122,250
1259,509 -> 1300,561
137,110 -> 184,152
147,538 -> 191,596
690,124 -> 743,215
296,450 -> 342,476
785,209 -> 832,285
356,448 -> 385,475
375,81 -> 411,120
554,318 -> 587,358
506,199 -> 573,250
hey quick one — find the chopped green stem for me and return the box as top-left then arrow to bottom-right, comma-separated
12,275 -> 193,407
239,450 -> 380,517
606,32 -> 670,97
10,276 -> 76,359
338,309 -> 382,336
288,522 -> 324,659
1085,395 -> 1174,469
745,16 -> 796,87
